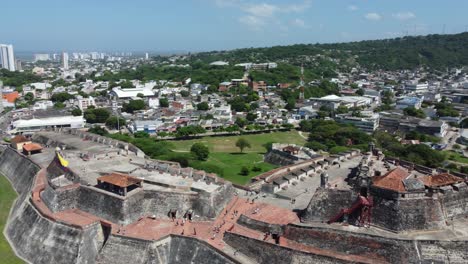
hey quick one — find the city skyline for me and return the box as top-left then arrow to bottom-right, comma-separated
2,0 -> 468,52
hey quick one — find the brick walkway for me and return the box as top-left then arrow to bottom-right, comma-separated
31,169 -> 374,262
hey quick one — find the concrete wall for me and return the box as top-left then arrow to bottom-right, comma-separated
223,232 -> 346,264
41,182 -> 79,212
0,147 -> 40,197
97,235 -> 157,264
237,214 -> 283,234
282,224 -> 468,264
169,236 -> 237,264
438,186 -> 468,219
301,187 -> 450,232
301,188 -> 356,223
98,235 -> 237,264
6,202 -> 102,264
371,195 -> 446,232
283,224 -> 413,263
70,185 -> 232,225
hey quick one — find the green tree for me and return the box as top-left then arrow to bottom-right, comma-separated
122,100 -> 145,113
246,112 -> 258,122
54,102 -> 65,109
137,93 -> 144,98
285,98 -> 296,110
403,107 -> 426,118
190,143 -> 210,161
240,166 -> 249,176
235,117 -> 247,128
24,92 -> 34,102
196,102 -> 209,111
51,92 -> 75,102
71,108 -> 82,116
235,138 -> 251,153
159,98 -> 169,107
180,90 -> 190,97
134,131 -> 150,138
84,108 -> 110,123
105,116 -> 127,129
355,88 -> 364,96
88,126 -> 108,136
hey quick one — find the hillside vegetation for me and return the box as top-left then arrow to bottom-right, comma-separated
192,32 -> 468,70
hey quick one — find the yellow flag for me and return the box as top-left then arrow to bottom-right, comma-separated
57,152 -> 69,167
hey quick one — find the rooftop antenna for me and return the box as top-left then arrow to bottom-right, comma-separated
299,64 -> 305,101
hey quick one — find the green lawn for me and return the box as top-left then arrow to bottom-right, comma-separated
167,131 -> 307,185
191,152 -> 277,185
0,176 -> 24,264
169,131 -> 307,153
447,151 -> 468,164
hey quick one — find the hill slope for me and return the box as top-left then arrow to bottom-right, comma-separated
192,32 -> 468,70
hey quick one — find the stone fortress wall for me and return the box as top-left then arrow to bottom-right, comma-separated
0,134 -> 238,264
0,147 -> 103,263
33,128 -> 235,224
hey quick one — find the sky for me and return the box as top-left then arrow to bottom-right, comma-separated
2,0 -> 468,52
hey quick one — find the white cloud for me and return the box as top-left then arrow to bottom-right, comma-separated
348,5 -> 358,11
365,12 -> 382,21
283,0 -> 312,13
291,18 -> 306,28
239,15 -> 266,30
214,0 -> 311,31
243,3 -> 278,17
392,11 -> 416,21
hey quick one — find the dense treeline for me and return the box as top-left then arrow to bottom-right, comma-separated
0,69 -> 42,87
298,119 -> 447,168
191,32 -> 468,70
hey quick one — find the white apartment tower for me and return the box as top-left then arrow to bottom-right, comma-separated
62,52 -> 69,70
145,52 -> 149,60
0,44 -> 16,71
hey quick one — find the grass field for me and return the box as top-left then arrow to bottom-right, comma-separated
168,131 -> 307,185
447,151 -> 468,164
0,176 -> 23,264
191,152 -> 277,185
169,131 -> 307,153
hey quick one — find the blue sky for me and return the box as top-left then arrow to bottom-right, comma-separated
2,0 -> 468,52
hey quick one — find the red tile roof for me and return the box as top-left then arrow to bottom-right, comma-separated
23,143 -> 43,152
372,167 -> 410,193
11,135 -> 30,144
97,173 -> 142,188
421,173 -> 464,188
2,91 -> 19,103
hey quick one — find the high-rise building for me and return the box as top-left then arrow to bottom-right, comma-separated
0,44 -> 16,71
34,53 -> 50,62
15,59 -> 22,71
145,53 -> 149,60
62,52 -> 69,70
0,80 -> 3,112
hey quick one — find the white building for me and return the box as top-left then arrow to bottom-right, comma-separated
0,44 -> 16,71
10,115 -> 86,133
62,52 -> 69,70
74,96 -> 96,110
32,101 -> 54,110
396,96 -> 423,110
24,82 -> 52,100
209,61 -> 229,66
34,53 -> 50,62
335,113 -> 380,133
405,82 -> 428,94
109,87 -> 155,99
310,95 -> 372,108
